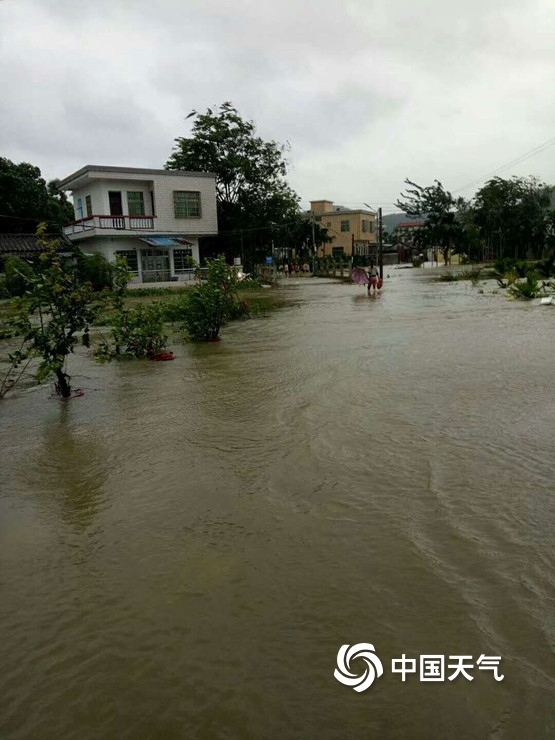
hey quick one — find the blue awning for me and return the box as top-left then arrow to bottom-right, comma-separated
139,236 -> 193,248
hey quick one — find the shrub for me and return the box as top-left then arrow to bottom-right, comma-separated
3,256 -> 35,297
7,226 -> 100,398
460,266 -> 482,285
494,257 -> 545,278
181,256 -> 244,341
495,269 -> 518,288
123,286 -> 191,297
535,257 -> 555,278
508,273 -> 546,300
77,253 -> 114,292
95,303 -> 168,360
94,258 -> 168,360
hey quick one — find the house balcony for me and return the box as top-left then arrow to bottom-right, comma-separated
63,215 -> 155,236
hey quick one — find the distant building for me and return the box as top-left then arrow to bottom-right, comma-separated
396,221 -> 425,233
394,220 -> 425,263
309,200 -> 377,258
59,165 -> 218,283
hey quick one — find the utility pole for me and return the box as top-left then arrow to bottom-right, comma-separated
312,217 -> 316,254
378,207 -> 383,280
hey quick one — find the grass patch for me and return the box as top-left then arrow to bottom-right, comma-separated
436,272 -> 462,282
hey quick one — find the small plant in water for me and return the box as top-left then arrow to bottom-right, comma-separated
437,271 -> 460,282
508,272 -> 547,300
495,270 -> 518,289
460,266 -> 482,286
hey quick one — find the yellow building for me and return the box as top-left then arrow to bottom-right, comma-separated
309,200 -> 377,258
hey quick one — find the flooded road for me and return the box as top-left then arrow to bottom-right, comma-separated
1,270 -> 555,739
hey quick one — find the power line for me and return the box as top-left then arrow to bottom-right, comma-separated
453,134 -> 555,194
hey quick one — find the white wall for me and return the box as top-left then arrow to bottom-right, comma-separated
71,169 -> 218,236
82,235 -> 200,283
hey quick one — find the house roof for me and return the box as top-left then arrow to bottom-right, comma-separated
0,233 -> 69,258
58,165 -> 217,190
307,207 -> 375,218
397,221 -> 425,228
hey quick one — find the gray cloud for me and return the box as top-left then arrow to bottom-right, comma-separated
1,0 -> 555,210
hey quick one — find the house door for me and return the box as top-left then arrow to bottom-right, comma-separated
108,191 -> 124,229
109,192 -> 123,215
141,249 -> 170,283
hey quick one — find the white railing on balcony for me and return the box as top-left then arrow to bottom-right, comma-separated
63,215 -> 155,235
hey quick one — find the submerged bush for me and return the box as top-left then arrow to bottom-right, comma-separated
508,273 -> 547,300
436,271 -> 460,282
460,266 -> 482,285
181,256 -> 245,341
94,257 -> 168,360
495,269 -> 518,289
95,303 -> 168,360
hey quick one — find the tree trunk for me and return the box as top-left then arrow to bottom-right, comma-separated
55,368 -> 72,398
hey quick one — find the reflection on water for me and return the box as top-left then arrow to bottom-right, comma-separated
1,272 -> 555,739
24,404 -> 109,530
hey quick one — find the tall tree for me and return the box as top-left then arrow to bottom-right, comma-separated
473,176 -> 554,260
396,179 -> 463,264
0,158 -> 73,233
165,102 -> 302,268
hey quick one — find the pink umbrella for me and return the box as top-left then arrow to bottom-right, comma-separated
350,267 -> 369,286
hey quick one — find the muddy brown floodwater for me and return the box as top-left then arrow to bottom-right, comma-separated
1,271 -> 555,739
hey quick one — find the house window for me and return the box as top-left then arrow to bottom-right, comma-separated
115,250 -> 139,275
362,220 -> 369,233
174,191 -> 201,218
150,191 -> 156,217
340,220 -> 350,232
314,215 -> 322,222
326,222 -> 332,228
127,192 -> 145,216
369,221 -> 375,233
85,195 -> 92,218
332,246 -> 344,257
174,248 -> 193,273
76,198 -> 83,219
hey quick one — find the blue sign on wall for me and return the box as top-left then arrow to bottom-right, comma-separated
266,256 -> 273,265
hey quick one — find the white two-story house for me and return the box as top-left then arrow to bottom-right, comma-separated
59,165 -> 218,283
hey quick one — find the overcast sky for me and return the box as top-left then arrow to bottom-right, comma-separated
1,0 -> 555,212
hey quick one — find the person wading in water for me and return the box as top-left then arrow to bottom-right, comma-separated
367,264 -> 379,293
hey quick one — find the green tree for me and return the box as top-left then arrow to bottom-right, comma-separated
396,179 -> 465,264
453,197 -> 482,262
0,159 -> 73,233
165,102 -> 301,269
473,176 -> 554,260
9,225 -> 100,398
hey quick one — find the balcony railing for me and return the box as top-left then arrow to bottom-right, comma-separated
63,215 -> 155,235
